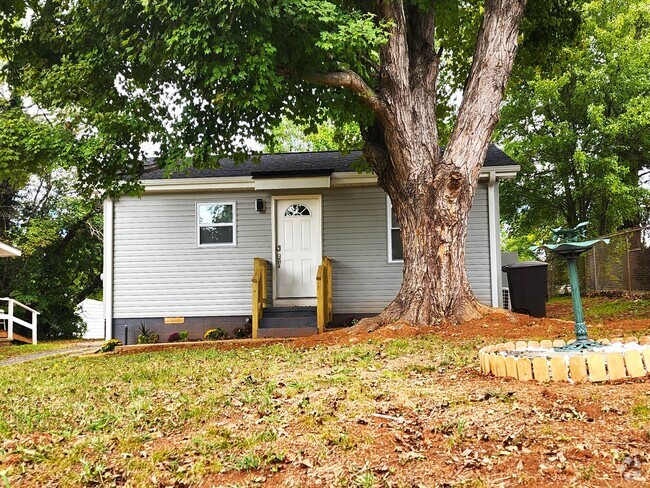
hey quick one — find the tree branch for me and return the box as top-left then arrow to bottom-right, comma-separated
276,67 -> 389,124
445,0 -> 527,181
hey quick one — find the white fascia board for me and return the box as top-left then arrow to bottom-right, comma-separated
0,241 -> 21,257
254,175 -> 330,190
478,166 -> 520,180
140,166 -> 520,193
142,176 -> 254,192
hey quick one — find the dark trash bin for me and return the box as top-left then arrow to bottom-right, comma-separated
501,261 -> 548,317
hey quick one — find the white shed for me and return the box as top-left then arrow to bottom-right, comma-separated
77,299 -> 105,339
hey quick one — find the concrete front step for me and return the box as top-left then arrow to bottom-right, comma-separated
257,327 -> 318,338
262,306 -> 316,317
261,316 -> 317,328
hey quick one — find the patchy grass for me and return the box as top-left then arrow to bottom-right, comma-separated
0,340 -> 90,360
547,295 -> 650,323
1,332 -> 650,486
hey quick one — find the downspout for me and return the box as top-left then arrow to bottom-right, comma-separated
103,198 -> 114,340
487,172 -> 499,307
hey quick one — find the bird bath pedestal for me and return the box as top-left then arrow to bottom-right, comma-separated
531,222 -> 609,351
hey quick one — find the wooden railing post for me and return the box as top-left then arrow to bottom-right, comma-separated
325,257 -> 333,323
316,266 -> 325,334
252,258 -> 268,339
7,299 -> 14,342
316,256 -> 333,334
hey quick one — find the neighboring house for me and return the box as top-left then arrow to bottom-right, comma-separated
103,146 -> 519,343
76,298 -> 105,340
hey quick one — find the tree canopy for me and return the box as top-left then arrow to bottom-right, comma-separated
3,0 -> 533,325
498,0 -> 650,246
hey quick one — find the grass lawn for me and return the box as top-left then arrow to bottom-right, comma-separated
0,340 -> 92,360
547,295 -> 650,323
2,326 -> 650,486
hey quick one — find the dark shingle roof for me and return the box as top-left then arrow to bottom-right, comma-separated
141,143 -> 517,180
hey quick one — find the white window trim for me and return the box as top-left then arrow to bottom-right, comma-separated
386,196 -> 403,263
196,202 -> 237,247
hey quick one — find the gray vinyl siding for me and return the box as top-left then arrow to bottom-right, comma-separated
322,183 -> 491,314
112,183 -> 492,318
113,192 -> 273,318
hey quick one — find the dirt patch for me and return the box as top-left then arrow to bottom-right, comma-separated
108,311 -> 650,356
294,311 -> 650,349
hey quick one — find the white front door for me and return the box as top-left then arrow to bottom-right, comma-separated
275,197 -> 321,299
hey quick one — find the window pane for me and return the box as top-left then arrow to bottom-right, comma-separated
199,204 -> 233,224
200,226 -> 234,244
391,229 -> 403,261
285,204 -> 311,216
391,206 -> 399,228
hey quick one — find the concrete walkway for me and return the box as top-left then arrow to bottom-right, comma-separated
0,341 -> 102,367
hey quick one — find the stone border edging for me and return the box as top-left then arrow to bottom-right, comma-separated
479,336 -> 650,383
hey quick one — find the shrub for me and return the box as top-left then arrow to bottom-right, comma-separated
204,327 -> 229,341
233,323 -> 252,339
168,332 -> 180,343
342,316 -> 360,328
100,339 -> 122,353
179,330 -> 189,342
137,323 -> 159,344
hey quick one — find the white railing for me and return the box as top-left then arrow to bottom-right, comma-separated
0,297 -> 39,344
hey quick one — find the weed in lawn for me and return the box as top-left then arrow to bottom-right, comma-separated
80,458 -> 107,485
631,401 -> 650,422
235,451 -> 262,471
578,463 -> 596,480
322,427 -> 356,451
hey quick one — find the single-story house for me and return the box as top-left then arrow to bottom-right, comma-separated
103,145 -> 519,343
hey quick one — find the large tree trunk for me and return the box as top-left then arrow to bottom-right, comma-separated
356,0 -> 527,328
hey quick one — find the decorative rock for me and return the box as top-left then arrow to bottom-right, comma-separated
480,338 -> 650,384
532,357 -> 550,382
550,357 -> 569,382
586,353 -> 607,382
624,350 -> 646,378
479,352 -> 487,374
516,358 -> 533,381
505,356 -> 518,378
488,354 -> 497,376
642,349 -> 650,372
605,352 -> 627,381
569,356 -> 588,383
495,356 -> 507,377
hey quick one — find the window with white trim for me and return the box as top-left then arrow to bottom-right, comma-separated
197,202 -> 236,246
387,197 -> 403,262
